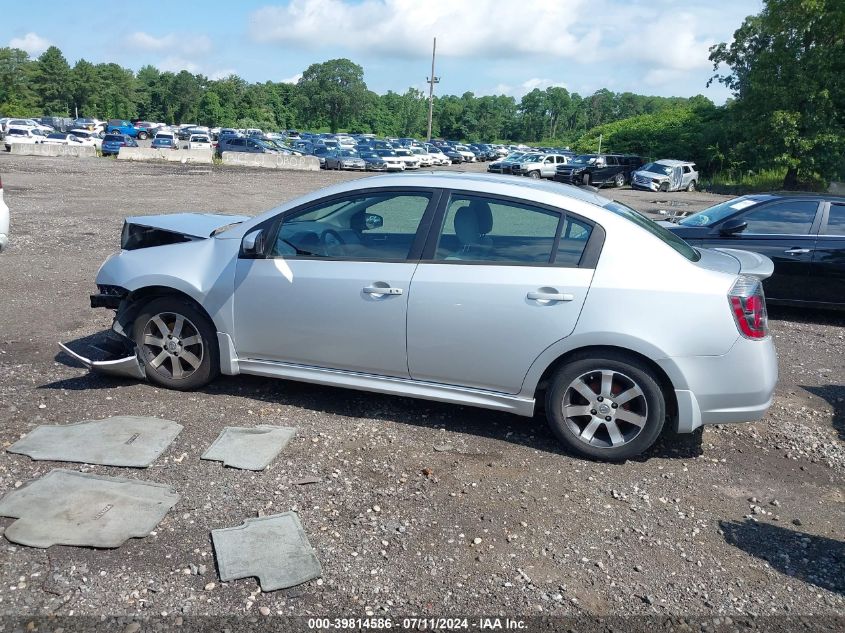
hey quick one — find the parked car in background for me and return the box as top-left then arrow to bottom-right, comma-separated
393,148 -> 421,169
187,134 -> 212,150
4,127 -> 45,151
1,118 -> 52,135
453,144 -> 477,162
43,132 -> 96,147
106,119 -> 146,139
632,160 -> 699,192
511,153 -> 570,179
101,134 -> 138,156
324,149 -> 366,171
374,149 -> 407,171
69,129 -> 103,149
153,131 -> 177,146
442,147 -> 464,164
487,152 -> 526,174
151,136 -> 177,150
664,193 -> 845,309
358,150 -> 389,171
72,118 -> 105,136
554,154 -> 642,188
312,146 -> 333,167
82,173 -> 778,461
410,147 -> 434,167
0,175 -> 8,252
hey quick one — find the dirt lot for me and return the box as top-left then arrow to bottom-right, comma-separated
0,155 -> 842,627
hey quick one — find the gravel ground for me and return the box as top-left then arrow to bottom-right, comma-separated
0,154 -> 842,627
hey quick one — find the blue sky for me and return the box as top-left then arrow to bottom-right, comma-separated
6,0 -> 763,103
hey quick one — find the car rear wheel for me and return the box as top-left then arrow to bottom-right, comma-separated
687,180 -> 696,192
132,296 -> 219,391
545,352 -> 666,460
614,172 -> 625,188
582,173 -> 591,186
138,132 -> 148,140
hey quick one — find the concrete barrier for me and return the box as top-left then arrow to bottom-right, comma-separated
117,147 -> 213,164
222,152 -> 320,171
10,143 -> 97,158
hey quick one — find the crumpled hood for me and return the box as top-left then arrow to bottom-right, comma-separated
124,212 -> 248,239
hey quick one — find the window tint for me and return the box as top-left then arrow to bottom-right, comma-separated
434,194 -> 565,265
825,203 -> 845,235
271,192 -> 431,261
742,200 -> 819,234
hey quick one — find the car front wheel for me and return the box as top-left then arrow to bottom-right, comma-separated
545,352 -> 666,460
132,296 -> 219,391
687,180 -> 696,192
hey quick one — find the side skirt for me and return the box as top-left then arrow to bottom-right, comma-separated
238,359 -> 537,417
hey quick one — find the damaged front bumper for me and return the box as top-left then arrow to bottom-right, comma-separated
59,341 -> 146,380
61,286 -> 146,380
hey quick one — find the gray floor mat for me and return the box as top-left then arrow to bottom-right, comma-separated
7,416 -> 182,468
212,512 -> 321,591
0,469 -> 180,548
201,425 -> 296,470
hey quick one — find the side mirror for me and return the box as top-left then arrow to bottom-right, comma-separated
242,229 -> 266,257
719,218 -> 748,236
351,212 -> 384,231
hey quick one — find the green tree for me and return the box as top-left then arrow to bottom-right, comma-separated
297,59 -> 368,132
70,59 -> 100,117
33,46 -> 72,115
709,0 -> 845,187
0,47 -> 37,115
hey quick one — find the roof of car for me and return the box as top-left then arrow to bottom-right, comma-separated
653,159 -> 696,167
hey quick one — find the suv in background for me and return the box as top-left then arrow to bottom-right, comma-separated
106,120 -> 147,139
511,153 -> 570,179
555,154 -> 643,188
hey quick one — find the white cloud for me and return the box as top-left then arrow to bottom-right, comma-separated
126,32 -> 212,56
209,69 -> 237,81
281,73 -> 303,84
249,0 -> 595,59
158,57 -> 201,73
9,32 -> 51,56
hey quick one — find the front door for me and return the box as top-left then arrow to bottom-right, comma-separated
808,201 -> 845,305
407,192 -> 597,394
233,189 -> 436,377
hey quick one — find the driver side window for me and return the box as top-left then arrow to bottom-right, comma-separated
270,192 -> 432,261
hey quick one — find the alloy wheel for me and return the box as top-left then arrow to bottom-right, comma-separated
561,369 -> 648,449
140,312 -> 204,380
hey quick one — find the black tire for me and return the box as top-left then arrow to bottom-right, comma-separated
131,296 -> 219,391
659,182 -> 669,192
614,172 -> 625,188
528,170 -> 541,179
687,180 -> 696,192
137,131 -> 148,140
545,352 -> 666,461
582,173 -> 591,186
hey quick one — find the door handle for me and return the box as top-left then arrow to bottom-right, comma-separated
784,248 -> 812,255
363,285 -> 403,296
527,291 -> 574,302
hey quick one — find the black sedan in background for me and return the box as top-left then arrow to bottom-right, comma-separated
664,193 -> 845,309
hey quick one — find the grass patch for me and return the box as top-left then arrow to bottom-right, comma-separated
702,168 -> 825,195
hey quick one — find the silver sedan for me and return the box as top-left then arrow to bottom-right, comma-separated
78,173 -> 778,460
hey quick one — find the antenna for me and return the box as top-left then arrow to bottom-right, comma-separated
426,37 -> 439,142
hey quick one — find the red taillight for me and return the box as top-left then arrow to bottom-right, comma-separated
729,276 -> 768,339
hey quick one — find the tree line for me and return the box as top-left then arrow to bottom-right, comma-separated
0,47 -> 697,144
0,0 -> 842,187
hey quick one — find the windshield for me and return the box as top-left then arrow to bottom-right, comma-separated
191,136 -> 209,143
604,200 -> 700,261
522,154 -> 543,163
570,155 -> 599,165
641,162 -> 673,176
377,150 -> 397,157
678,196 -> 764,227
338,150 -> 357,157
360,152 -> 378,159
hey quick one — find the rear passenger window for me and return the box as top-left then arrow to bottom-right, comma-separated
433,194 -> 592,266
825,204 -> 845,235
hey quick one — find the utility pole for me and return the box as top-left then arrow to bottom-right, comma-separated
426,37 -> 439,142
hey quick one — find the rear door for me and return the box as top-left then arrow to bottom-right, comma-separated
808,201 -> 845,305
701,199 -> 822,301
406,191 -> 599,394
